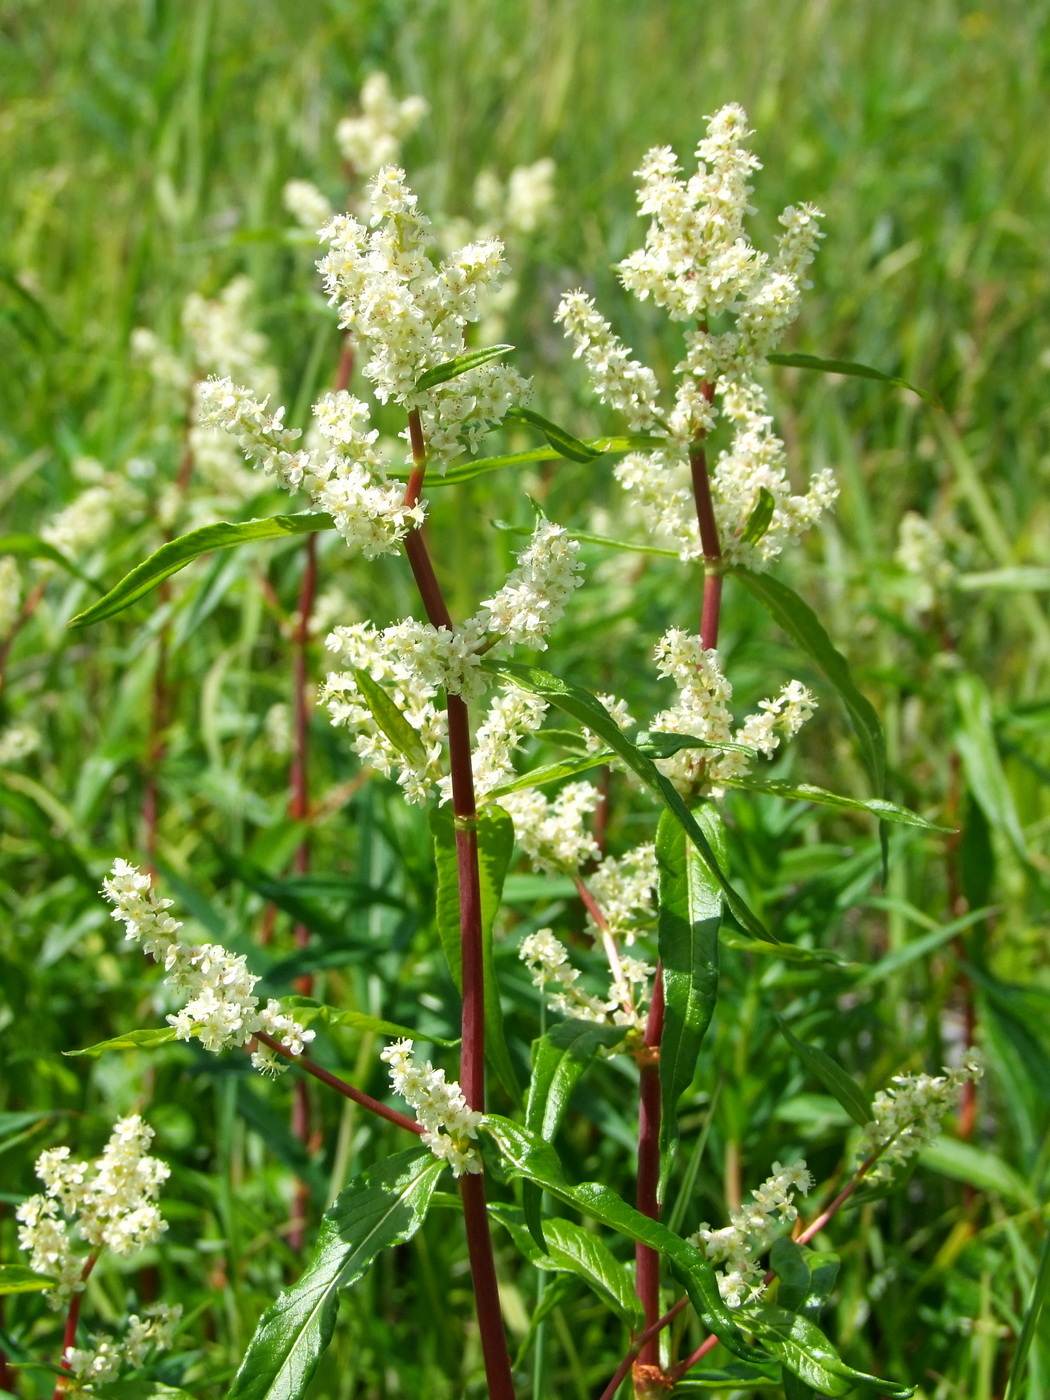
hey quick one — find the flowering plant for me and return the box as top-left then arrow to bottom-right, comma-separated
4,96 -> 1000,1400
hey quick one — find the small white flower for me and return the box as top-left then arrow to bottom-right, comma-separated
336,73 -> 428,177
860,1058 -> 982,1184
283,178 -> 334,232
381,1039 -> 482,1176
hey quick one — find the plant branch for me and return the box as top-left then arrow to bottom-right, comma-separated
634,965 -> 665,1373
52,1252 -> 99,1400
252,1032 -> 422,1135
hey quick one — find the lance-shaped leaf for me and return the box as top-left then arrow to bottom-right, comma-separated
352,669 -> 427,767
0,532 -> 102,589
1005,1223 -> 1050,1400
955,567 -> 1050,592
414,344 -> 513,391
736,1304 -> 914,1397
226,1149 -> 442,1400
766,351 -> 938,407
278,996 -> 459,1047
723,777 -> 949,830
671,1362 -> 781,1391
482,660 -> 774,943
489,1204 -> 643,1326
392,435 -> 660,488
731,568 -> 886,796
482,1114 -> 769,1365
504,406 -> 603,462
0,1264 -> 57,1295
954,672 -> 1028,864
741,487 -> 776,545
431,804 -> 521,1104
657,805 -> 722,1194
769,1238 -> 811,1314
65,1028 -> 179,1058
521,1019 -> 625,1247
483,749 -> 612,801
68,513 -> 334,628
774,1016 -> 872,1127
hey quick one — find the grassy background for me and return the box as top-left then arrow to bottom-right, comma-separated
2,2 -> 1050,1397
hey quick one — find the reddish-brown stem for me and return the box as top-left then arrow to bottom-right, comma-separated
399,408 -> 516,1400
52,1253 -> 99,1400
598,1295 -> 690,1400
0,579 -> 46,694
290,531 -> 318,992
334,337 -> 355,394
634,966 -> 665,1374
253,1032 -> 422,1135
689,438 -> 723,653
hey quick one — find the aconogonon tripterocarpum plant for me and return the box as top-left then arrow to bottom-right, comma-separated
14,104 -> 992,1399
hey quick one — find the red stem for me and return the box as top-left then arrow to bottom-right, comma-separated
598,1296 -> 690,1400
0,579 -> 46,695
52,1253 -> 99,1400
689,438 -> 722,653
399,409 -> 516,1400
253,1032 -> 422,1135
634,967 -> 665,1372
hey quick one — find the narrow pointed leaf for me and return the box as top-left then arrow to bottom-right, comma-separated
954,672 -> 1028,863
482,660 -> 774,943
1004,1222 -> 1050,1399
766,351 -> 938,406
731,568 -> 885,796
955,567 -> 1050,592
352,669 -> 427,767
276,997 -> 459,1047
68,513 -> 334,628
670,1362 -> 780,1391
430,804 -> 521,1104
504,406 -> 602,462
774,1016 -> 872,1127
723,777 -> 948,830
522,1018 -> 625,1247
65,1028 -> 178,1058
0,533 -> 102,589
482,1114 -> 770,1365
414,344 -> 513,391
226,1150 -> 442,1400
657,805 -> 722,1193
737,1305 -> 914,1397
484,750 -> 612,800
489,1204 -> 643,1326
769,1238 -> 811,1313
741,487 -> 776,545
0,1265 -> 57,1295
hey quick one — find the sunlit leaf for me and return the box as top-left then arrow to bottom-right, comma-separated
774,1016 -> 872,1127
504,406 -> 602,462
0,1264 -> 56,1295
65,1028 -> 178,1058
414,344 -> 513,391
724,777 -> 948,830
352,669 -> 427,767
766,351 -> 938,406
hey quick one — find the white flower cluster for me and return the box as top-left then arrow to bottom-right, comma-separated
320,519 -> 582,800
380,1039 -> 482,1176
586,843 -> 659,947
690,1158 -> 814,1308
519,926 -> 654,1032
651,628 -> 816,795
467,685 -> 549,797
860,1058 -> 982,1185
896,510 -> 955,613
556,104 -> 836,566
317,166 -> 530,465
0,721 -> 40,764
502,781 -> 601,875
42,485 -> 120,561
336,72 -> 428,176
283,178 -> 334,232
0,555 -> 21,636
17,1117 -> 170,1307
101,860 -> 314,1074
64,1304 -> 181,1398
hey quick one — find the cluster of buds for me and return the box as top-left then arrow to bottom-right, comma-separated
101,860 -> 313,1074
860,1058 -> 982,1184
64,1305 -> 181,1398
16,1117 -> 170,1307
557,103 -> 835,567
381,1039 -> 482,1176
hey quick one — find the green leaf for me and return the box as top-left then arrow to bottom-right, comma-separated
737,1304 -> 914,1397
955,567 -> 1050,592
803,1253 -> 841,1318
522,1019 -> 625,1247
766,351 -> 938,406
723,778 -> 949,830
781,1370 -> 817,1400
0,1264 -> 56,1295
489,1204 -> 643,1326
731,568 -> 886,796
919,1135 -> 1035,1208
769,1238 -> 811,1314
414,344 -> 513,391
394,435 -> 658,488
68,513 -> 333,628
483,750 -> 612,801
774,1017 -> 872,1127
741,487 -> 776,545
482,1114 -> 769,1365
65,1028 -> 178,1058
94,1384 -> 197,1400
0,533 -> 102,590
720,930 -> 852,966
670,1362 -> 781,1391
856,905 -> 994,984
482,660 -> 774,943
430,804 -> 521,1105
656,805 -> 722,1192
1005,1222 -> 1050,1400
503,406 -> 602,462
352,669 -> 427,767
954,672 -> 1028,863
226,1149 -> 442,1400
638,731 -> 756,758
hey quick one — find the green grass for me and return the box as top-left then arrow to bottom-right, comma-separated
2,2 -> 1050,1397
